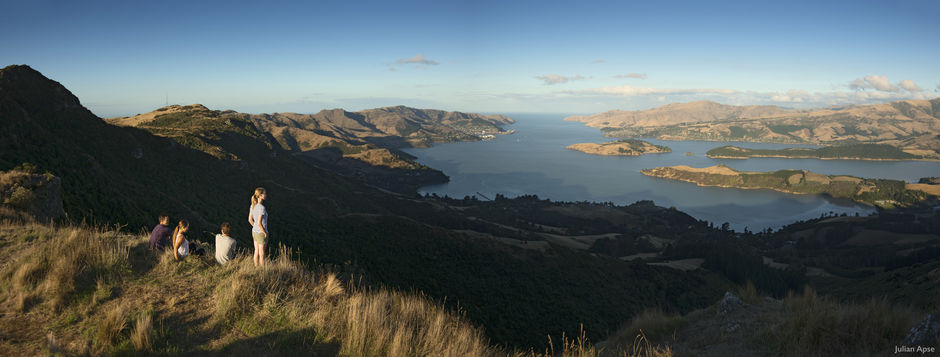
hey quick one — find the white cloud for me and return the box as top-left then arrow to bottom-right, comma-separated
536,74 -> 586,85
863,75 -> 900,92
848,78 -> 869,90
613,73 -> 648,80
575,85 -> 736,96
394,54 -> 439,67
899,79 -> 922,92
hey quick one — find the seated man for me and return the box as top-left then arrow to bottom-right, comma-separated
148,214 -> 173,250
215,222 -> 237,265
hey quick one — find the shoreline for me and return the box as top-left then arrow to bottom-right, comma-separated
705,154 -> 940,162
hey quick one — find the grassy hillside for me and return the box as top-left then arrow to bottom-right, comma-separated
567,139 -> 672,156
0,218 -> 687,356
706,143 -> 924,160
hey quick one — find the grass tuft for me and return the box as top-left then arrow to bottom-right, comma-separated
761,287 -> 920,356
131,311 -> 153,352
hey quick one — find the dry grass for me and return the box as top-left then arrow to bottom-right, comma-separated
736,281 -> 762,304
131,311 -> 153,351
212,245 -> 497,356
96,303 -> 128,347
604,308 -> 686,351
761,287 -> 920,356
1,225 -> 131,313
0,220 -> 675,356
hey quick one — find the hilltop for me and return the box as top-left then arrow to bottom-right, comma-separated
566,99 -> 940,159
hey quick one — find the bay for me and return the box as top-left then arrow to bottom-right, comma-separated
404,114 -> 940,231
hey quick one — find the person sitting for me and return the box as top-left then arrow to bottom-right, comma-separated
172,219 -> 190,261
215,222 -> 237,265
148,214 -> 173,250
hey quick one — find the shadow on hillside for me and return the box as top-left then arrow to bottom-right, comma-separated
128,241 -> 161,276
206,327 -> 340,357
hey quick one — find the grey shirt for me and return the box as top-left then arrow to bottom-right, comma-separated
215,234 -> 236,265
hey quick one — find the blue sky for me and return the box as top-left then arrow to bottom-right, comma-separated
2,0 -> 938,117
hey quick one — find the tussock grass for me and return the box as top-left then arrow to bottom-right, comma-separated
736,281 -> 761,304
524,327 -> 672,357
130,311 -> 153,351
96,303 -> 128,347
603,308 -> 686,351
761,287 -> 920,356
212,245 -> 497,356
0,220 -> 674,356
1,225 -> 130,312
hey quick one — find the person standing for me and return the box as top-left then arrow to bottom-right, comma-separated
248,187 -> 268,267
215,222 -> 237,265
149,214 -> 173,250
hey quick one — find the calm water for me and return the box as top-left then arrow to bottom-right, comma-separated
404,114 -> 940,231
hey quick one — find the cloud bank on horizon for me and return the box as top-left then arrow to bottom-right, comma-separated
553,74 -> 936,108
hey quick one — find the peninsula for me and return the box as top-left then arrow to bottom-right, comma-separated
567,139 -> 671,156
705,144 -> 929,161
640,164 -> 933,207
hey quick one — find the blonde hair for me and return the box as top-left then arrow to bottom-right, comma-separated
251,187 -> 266,209
172,219 -> 189,246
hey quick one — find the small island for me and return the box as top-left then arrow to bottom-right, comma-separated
640,164 -> 933,207
705,143 -> 934,161
567,139 -> 671,156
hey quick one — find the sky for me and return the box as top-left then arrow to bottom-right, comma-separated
2,0 -> 939,117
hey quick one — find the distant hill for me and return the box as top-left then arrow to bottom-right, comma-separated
107,104 -> 514,192
566,99 -> 940,159
565,100 -> 793,128
109,104 -> 514,150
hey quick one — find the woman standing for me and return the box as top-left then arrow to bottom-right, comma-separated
248,187 -> 268,267
172,219 -> 190,261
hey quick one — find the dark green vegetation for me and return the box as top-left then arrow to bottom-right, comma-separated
613,139 -> 671,154
706,143 -> 924,160
641,165 -> 929,207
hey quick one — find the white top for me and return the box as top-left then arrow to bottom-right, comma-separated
177,233 -> 190,257
251,203 -> 268,234
215,234 -> 236,265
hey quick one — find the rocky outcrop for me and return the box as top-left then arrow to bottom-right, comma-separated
0,169 -> 65,222
717,291 -> 744,317
902,311 -> 940,346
